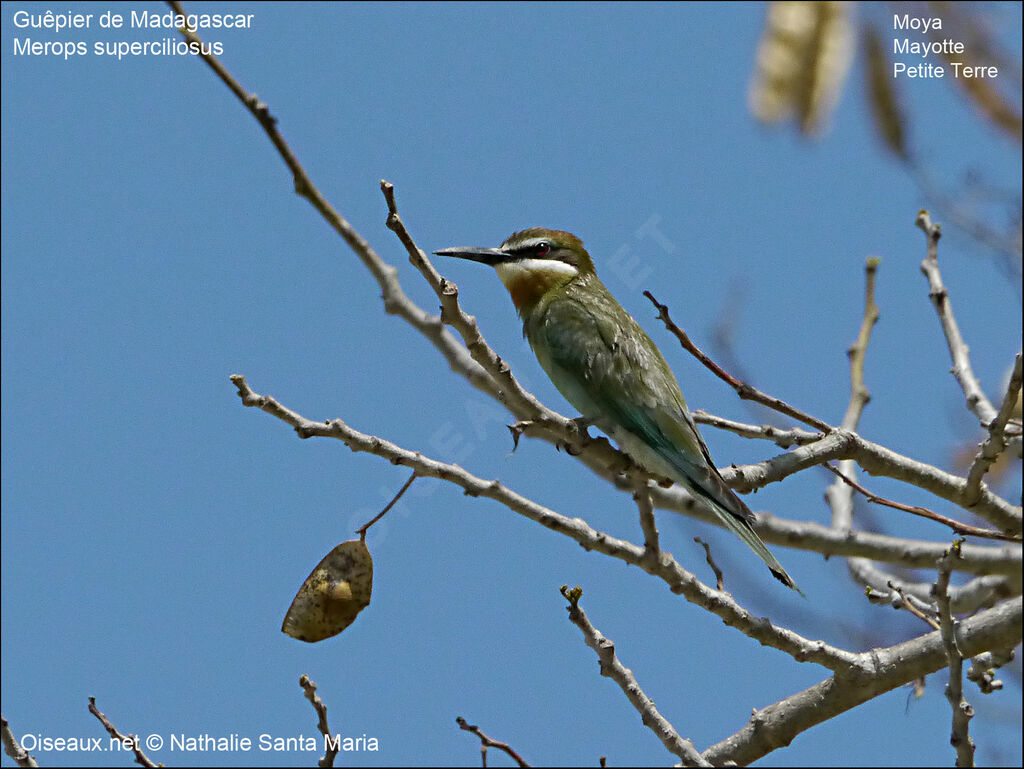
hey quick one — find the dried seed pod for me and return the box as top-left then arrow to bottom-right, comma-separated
282,539 -> 373,643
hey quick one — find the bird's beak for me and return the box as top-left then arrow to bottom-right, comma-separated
433,246 -> 510,266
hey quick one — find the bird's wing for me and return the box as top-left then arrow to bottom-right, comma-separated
537,291 -> 801,592
538,292 -> 753,522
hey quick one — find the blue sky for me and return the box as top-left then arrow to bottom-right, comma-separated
2,2 -> 1021,766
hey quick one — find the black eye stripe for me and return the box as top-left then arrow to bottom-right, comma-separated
508,241 -> 552,257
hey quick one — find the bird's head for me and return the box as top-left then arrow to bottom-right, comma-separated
435,227 -> 595,313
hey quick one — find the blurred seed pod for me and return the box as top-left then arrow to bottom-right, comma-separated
863,24 -> 908,159
928,0 -> 1022,143
749,0 -> 855,136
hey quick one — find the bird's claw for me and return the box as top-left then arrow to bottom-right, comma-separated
563,416 -> 595,455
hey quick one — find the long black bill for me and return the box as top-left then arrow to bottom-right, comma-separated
433,246 -> 510,266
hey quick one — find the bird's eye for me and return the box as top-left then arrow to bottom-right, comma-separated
535,241 -> 551,257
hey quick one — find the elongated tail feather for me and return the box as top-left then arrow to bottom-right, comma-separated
615,408 -> 804,594
710,499 -> 804,595
681,456 -> 804,594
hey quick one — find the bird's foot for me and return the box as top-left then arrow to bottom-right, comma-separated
564,416 -> 596,455
508,415 -> 597,456
507,415 -> 589,453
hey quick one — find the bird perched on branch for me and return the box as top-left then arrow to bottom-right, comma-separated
436,227 -> 800,592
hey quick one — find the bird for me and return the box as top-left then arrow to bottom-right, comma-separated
435,227 -> 800,592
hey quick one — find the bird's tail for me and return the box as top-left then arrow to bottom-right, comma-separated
712,502 -> 803,595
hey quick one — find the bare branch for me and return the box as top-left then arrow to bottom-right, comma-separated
455,717 -> 529,767
166,2 -> 512,409
299,675 -> 338,769
827,464 -> 1020,543
704,424 -> 1020,530
851,436 -> 1020,531
723,429 -> 851,491
826,462 -> 879,595
864,571 -> 1019,629
916,210 -> 999,425
87,698 -> 158,768
702,597 -> 1022,766
232,369 -> 1019,577
841,257 -> 881,430
828,257 -> 907,600
934,543 -> 977,767
691,410 -> 824,447
646,476 -> 1020,575
560,586 -> 710,766
785,515 -> 1019,575
879,580 -> 941,630
628,296 -> 1019,530
643,291 -> 833,432
964,352 -> 1023,504
632,473 -> 660,558
686,417 -> 1020,533
1,715 -> 37,768
380,180 -> 549,421
866,571 -> 1020,617
694,538 -> 725,592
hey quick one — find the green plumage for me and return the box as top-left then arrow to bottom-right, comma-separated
437,228 -> 800,592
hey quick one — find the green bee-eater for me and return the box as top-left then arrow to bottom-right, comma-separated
436,227 -> 800,592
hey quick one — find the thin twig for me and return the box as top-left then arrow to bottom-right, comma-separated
740,506 -> 1020,576
166,3 -> 511,408
643,291 -> 833,432
879,580 -> 941,630
357,470 -> 418,539
934,542 -> 976,767
691,410 -> 824,447
299,675 -> 338,768
560,587 -> 710,766
964,352 -> 1023,505
826,258 -> 891,593
694,538 -> 725,591
703,424 -> 1021,531
865,570 -> 1018,617
455,717 -> 529,767
632,472 -> 660,557
841,257 -> 881,430
916,210 -> 998,426
87,698 -> 158,768
379,180 -> 549,420
1,715 -> 38,768
827,464 -> 1020,543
